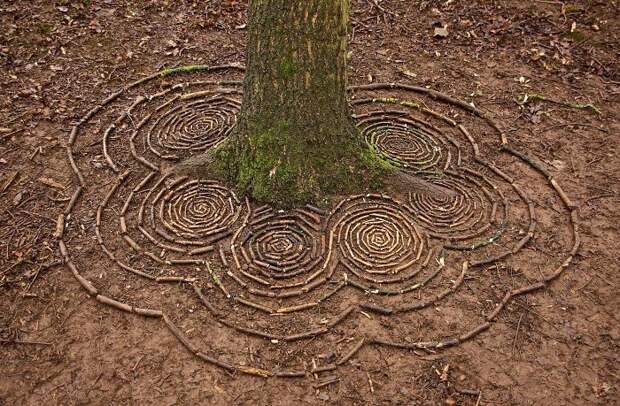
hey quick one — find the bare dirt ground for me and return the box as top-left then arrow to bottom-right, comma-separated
0,1 -> 618,405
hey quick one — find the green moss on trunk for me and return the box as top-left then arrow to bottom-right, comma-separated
213,120 -> 390,207
179,0 -> 392,207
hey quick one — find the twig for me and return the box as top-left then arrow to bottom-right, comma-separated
0,257 -> 25,276
512,313 -> 524,355
456,387 -> 481,396
575,275 -> 593,291
45,383 -> 65,395
516,93 -> 601,115
24,265 -> 43,293
313,377 -> 340,389
1,171 -> 19,194
20,210 -> 56,223
512,301 -> 555,329
583,193 -> 614,205
5,229 -> 15,260
46,193 -> 70,203
591,57 -> 610,74
367,371 -> 375,393
132,354 -> 145,371
6,111 -> 29,125
364,0 -> 398,18
311,358 -> 318,381
0,128 -> 24,139
534,0 -> 563,4
0,338 -> 52,346
24,260 -> 62,293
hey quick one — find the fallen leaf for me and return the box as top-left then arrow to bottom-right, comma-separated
88,20 -> 103,33
440,364 -> 450,381
551,160 -> 566,170
400,67 -> 417,78
38,176 -> 66,190
434,26 -> 449,38
13,191 -> 23,206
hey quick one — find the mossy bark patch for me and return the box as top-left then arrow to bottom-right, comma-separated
177,0 -> 390,207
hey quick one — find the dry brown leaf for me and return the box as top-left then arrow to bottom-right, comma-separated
38,176 -> 66,190
434,26 -> 449,38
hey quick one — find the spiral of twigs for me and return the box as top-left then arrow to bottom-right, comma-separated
56,66 -> 580,378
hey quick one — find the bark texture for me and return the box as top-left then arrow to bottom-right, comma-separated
213,0 -> 374,206
240,0 -> 352,139
173,0 -> 387,206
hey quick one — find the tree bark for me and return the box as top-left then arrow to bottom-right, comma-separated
180,0 -> 381,207
240,0 -> 352,141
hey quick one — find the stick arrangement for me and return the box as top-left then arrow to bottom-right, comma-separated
407,169 -> 507,245
57,66 -> 580,379
146,92 -> 240,160
230,206 -> 332,295
358,111 -> 450,170
332,194 -> 435,291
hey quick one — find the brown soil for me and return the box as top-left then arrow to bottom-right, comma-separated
1,1 -> 618,405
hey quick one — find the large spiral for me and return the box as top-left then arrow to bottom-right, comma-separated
58,65 -> 580,377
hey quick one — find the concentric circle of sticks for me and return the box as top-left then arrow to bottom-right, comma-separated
358,111 -> 450,170
146,92 -> 240,160
330,195 -> 433,285
230,206 -> 333,295
57,67 -> 580,379
346,82 -> 580,350
406,170 -> 507,243
143,176 -> 241,244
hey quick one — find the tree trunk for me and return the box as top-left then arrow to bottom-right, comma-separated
242,0 -> 351,135
180,0 -> 382,207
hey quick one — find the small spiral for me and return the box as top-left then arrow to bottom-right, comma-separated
407,170 -> 505,241
358,111 -> 449,171
146,92 -> 240,160
230,207 -> 330,293
135,176 -> 242,252
333,195 -> 428,278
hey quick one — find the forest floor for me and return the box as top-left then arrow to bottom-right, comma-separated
0,1 -> 618,405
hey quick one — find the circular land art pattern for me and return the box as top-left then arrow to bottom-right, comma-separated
58,64 -> 580,379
